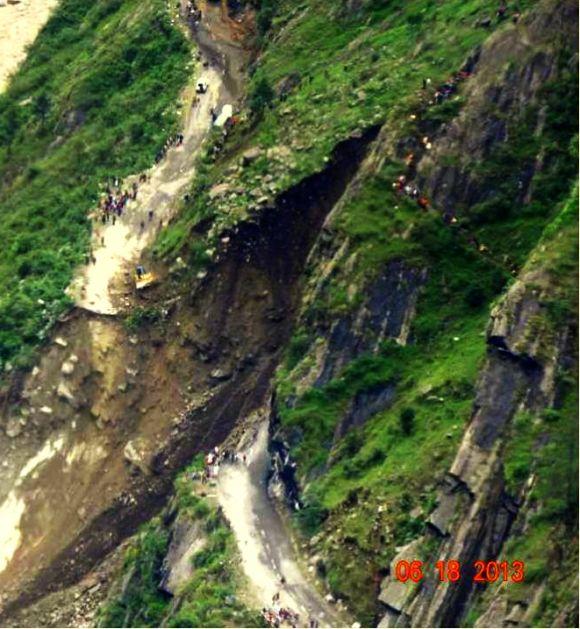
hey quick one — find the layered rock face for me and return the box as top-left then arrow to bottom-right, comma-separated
271,0 -> 577,626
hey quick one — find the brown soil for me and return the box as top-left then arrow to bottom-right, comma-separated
0,1 -> 378,622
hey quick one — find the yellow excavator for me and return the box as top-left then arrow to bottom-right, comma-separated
134,265 -> 158,291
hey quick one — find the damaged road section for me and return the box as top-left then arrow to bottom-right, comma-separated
0,108 -> 379,621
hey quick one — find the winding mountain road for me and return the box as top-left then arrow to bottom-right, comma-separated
69,0 -> 243,315
217,422 -> 347,627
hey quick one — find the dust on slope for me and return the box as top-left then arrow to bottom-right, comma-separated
0,0 -> 58,93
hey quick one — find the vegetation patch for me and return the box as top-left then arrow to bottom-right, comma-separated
99,460 -> 264,627
0,0 -> 191,371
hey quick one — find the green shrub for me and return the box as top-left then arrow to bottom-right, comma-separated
399,407 -> 416,435
249,77 -> 274,115
125,307 -> 162,331
295,493 -> 328,535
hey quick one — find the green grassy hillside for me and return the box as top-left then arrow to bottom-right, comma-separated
0,0 -> 190,370
99,459 -> 264,628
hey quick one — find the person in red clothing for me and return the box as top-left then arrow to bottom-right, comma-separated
417,196 -> 430,210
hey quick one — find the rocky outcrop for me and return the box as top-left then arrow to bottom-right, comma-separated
373,6 -> 578,625
415,0 -> 579,216
333,381 -> 396,444
314,261 -> 427,387
378,539 -> 424,624
158,515 -> 206,596
377,244 -> 572,628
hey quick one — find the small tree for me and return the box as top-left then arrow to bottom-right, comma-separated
399,407 -> 416,436
33,93 -> 51,121
249,76 -> 274,116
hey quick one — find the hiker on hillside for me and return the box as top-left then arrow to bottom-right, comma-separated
148,209 -> 154,222
136,265 -> 145,279
210,107 -> 217,123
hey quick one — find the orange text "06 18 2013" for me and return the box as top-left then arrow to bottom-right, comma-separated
394,560 -> 525,583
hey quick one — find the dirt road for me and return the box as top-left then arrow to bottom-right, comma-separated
70,63 -> 222,314
70,3 -> 243,314
217,422 -> 346,627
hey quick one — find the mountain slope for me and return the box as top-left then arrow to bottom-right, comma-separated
0,0 -> 190,370
0,0 -> 577,627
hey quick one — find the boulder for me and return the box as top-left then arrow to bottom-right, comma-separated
378,538 -> 424,613
276,72 -> 301,98
210,368 -> 232,382
61,361 -> 75,376
241,147 -> 263,166
5,417 -> 22,438
159,516 -> 206,595
267,145 -> 292,161
54,337 -> 68,348
123,439 -> 152,475
209,183 -> 232,200
57,381 -> 77,406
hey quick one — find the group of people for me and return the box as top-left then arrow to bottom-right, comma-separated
390,61 -> 511,263
185,0 -> 202,25
393,173 -> 430,210
97,179 -> 141,225
261,605 -> 301,628
192,446 -> 248,483
425,68 -> 472,106
390,63 -> 476,213
260,598 -> 322,627
91,164 -> 164,255
261,590 -> 304,629
155,133 -> 185,164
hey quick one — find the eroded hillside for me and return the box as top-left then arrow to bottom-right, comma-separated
0,0 -> 577,627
